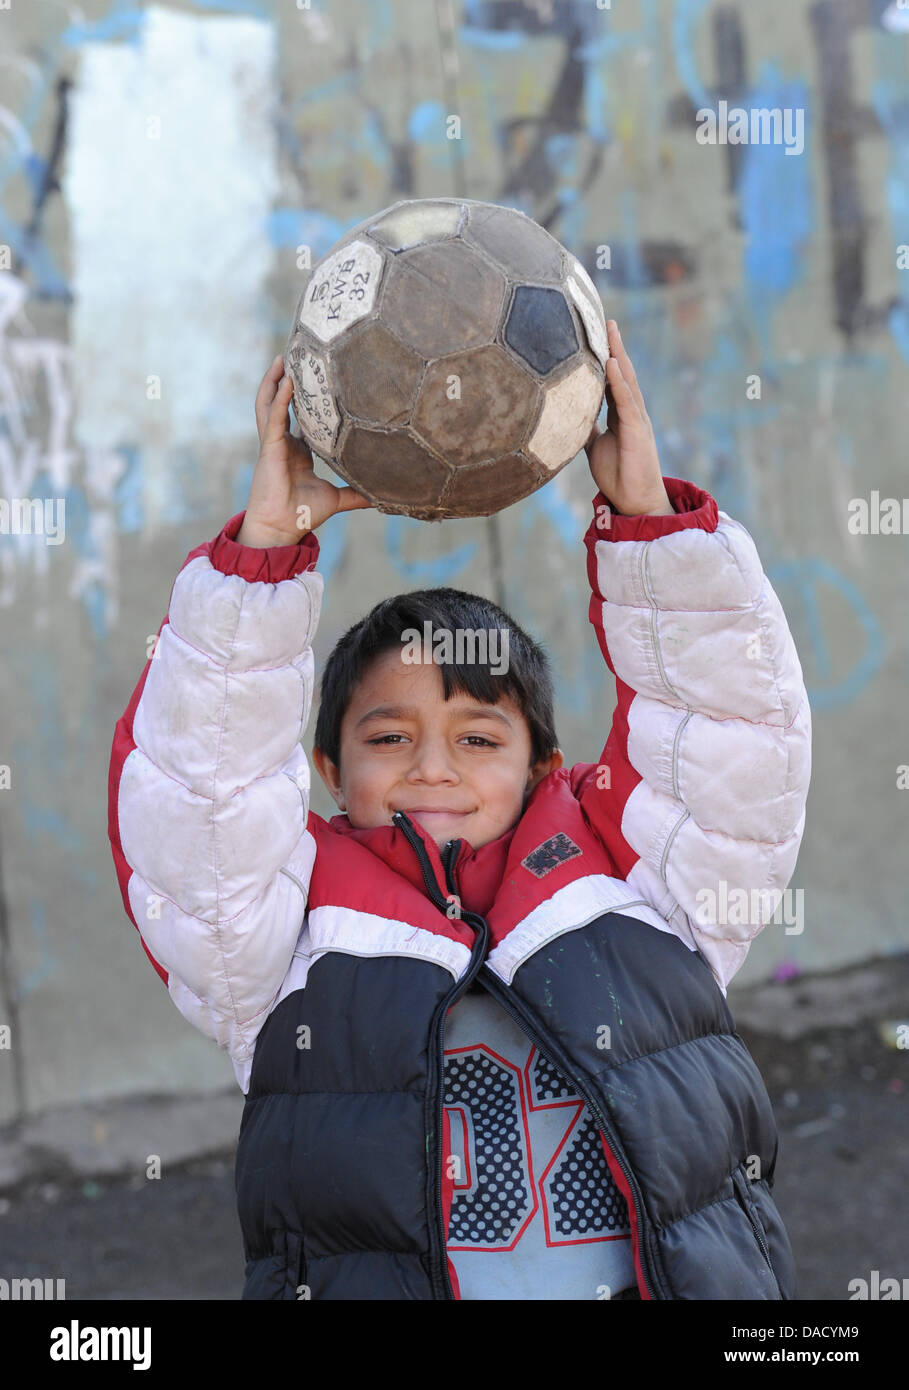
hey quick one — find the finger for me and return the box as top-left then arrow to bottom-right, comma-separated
606,321 -> 647,418
261,373 -> 294,448
255,356 -> 285,438
605,353 -> 645,426
604,372 -> 620,429
287,433 -> 316,471
335,486 -> 373,513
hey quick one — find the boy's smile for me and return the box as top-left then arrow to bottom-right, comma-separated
312,646 -> 562,851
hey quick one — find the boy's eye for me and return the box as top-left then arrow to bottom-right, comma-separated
365,734 -> 498,747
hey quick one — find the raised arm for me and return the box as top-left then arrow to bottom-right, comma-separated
107,356 -> 373,1090
107,517 -> 324,1087
572,321 -> 811,990
576,477 -> 811,990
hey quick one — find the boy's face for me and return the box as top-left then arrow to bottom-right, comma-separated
312,646 -> 563,851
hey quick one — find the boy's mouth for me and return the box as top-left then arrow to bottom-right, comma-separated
397,807 -> 472,826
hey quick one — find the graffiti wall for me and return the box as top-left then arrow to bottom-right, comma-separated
0,0 -> 906,1116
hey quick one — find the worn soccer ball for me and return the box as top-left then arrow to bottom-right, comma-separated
284,198 -> 608,521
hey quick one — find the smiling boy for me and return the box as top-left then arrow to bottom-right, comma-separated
312,645 -> 562,852
109,321 -> 811,1300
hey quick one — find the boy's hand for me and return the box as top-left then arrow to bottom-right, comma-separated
584,321 -> 674,517
236,356 -> 374,547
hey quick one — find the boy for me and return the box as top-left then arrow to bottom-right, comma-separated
108,320 -> 811,1299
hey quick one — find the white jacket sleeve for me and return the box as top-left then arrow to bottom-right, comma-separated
108,511 -> 323,1088
578,476 -> 812,991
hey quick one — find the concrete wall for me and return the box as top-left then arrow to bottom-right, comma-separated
1,0 -> 907,1121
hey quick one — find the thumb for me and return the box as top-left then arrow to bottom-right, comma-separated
334,487 -> 374,513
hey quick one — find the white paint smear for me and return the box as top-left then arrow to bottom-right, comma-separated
63,6 -> 279,522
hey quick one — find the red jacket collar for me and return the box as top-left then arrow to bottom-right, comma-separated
306,765 -> 610,948
320,800 -> 517,920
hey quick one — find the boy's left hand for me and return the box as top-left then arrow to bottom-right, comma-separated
584,320 -> 674,517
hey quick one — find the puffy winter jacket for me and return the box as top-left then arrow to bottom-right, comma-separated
108,475 -> 812,1299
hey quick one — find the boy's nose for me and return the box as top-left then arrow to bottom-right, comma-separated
404,741 -> 460,782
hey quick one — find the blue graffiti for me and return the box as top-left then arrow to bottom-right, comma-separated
359,0 -> 395,60
23,802 -> 84,856
268,208 -> 349,254
871,38 -> 909,368
0,47 -> 70,296
15,474 -> 113,637
61,2 -> 147,49
19,904 -> 56,998
767,557 -> 885,710
408,101 -> 448,143
581,59 -> 610,142
459,25 -> 527,53
554,644 -> 608,722
62,0 -> 269,46
672,0 -> 715,113
408,102 -> 461,168
384,514 -> 478,586
302,511 -> 478,590
518,471 -> 588,550
26,653 -> 64,771
740,70 -> 813,328
463,0 -> 608,46
313,509 -> 349,586
114,446 -> 144,533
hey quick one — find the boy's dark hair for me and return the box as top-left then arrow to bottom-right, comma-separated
314,586 -> 559,773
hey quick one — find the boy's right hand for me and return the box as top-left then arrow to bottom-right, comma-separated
236,356 -> 374,547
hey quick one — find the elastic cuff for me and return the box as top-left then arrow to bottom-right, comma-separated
209,511 -> 320,581
586,476 -> 719,543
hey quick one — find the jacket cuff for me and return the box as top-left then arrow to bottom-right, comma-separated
209,510 -> 320,581
586,476 -> 719,543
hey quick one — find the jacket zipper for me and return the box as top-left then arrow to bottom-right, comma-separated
731,1166 -> 777,1277
393,810 -> 664,1302
475,963 -> 663,1301
391,813 -> 488,1300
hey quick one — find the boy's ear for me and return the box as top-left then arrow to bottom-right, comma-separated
527,747 -> 564,792
312,746 -> 345,809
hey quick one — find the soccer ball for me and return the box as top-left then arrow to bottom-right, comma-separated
284,198 -> 608,521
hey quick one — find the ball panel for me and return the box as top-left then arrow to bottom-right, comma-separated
340,424 -> 450,511
566,275 -> 609,366
568,253 -> 601,307
526,361 -> 605,472
331,321 -> 425,427
299,239 -> 385,343
504,285 -> 579,377
465,204 -> 565,283
285,338 -> 340,453
379,240 -> 506,358
412,345 -> 540,468
369,199 -> 466,250
436,452 -> 543,518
